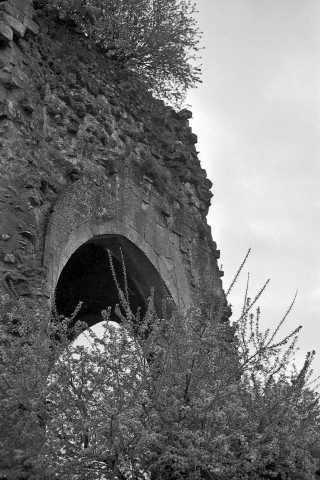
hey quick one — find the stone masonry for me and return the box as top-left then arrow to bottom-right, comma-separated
0,1 -> 227,325
0,0 -> 38,42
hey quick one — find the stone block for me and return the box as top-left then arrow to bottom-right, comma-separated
0,1 -> 24,23
0,19 -> 12,42
177,108 -> 192,120
0,12 -> 26,37
4,0 -> 34,19
0,71 -> 22,89
23,14 -> 38,35
189,132 -> 198,145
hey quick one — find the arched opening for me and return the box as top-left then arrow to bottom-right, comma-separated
55,234 -> 170,330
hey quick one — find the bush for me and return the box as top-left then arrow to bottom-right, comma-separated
0,252 -> 319,479
0,297 -> 51,478
44,288 -> 320,479
39,0 -> 202,107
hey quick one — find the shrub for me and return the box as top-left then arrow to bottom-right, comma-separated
0,252 -> 319,479
38,0 -> 202,107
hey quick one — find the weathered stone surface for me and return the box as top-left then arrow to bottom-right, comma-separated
22,14 -> 38,34
20,95 -> 36,113
3,253 -> 15,264
0,19 -> 12,42
1,234 -> 11,241
0,0 -> 37,39
4,0 -> 34,19
0,9 -> 227,326
0,12 -> 26,37
0,1 -> 25,23
0,70 -> 22,88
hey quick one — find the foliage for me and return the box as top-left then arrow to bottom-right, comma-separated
38,0 -> 202,107
0,297 -> 51,478
0,256 -> 320,479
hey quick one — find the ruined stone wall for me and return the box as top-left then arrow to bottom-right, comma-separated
0,2 -> 225,320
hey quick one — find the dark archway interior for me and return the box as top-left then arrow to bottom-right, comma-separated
55,235 -> 170,330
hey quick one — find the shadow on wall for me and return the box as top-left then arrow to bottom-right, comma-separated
54,234 -> 170,329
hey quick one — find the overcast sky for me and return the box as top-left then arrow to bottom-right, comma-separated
188,0 -> 320,376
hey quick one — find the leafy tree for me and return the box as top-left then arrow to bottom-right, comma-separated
37,0 -> 202,106
43,284 -> 320,480
0,253 -> 319,479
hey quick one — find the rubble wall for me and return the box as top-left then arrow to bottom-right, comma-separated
0,2 -> 225,319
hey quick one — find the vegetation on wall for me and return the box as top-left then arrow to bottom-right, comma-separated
36,0 -> 202,107
0,254 -> 319,479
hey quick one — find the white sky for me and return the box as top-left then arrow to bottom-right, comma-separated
188,0 -> 320,376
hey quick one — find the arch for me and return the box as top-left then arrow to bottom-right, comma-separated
43,176 -> 192,314
55,234 -> 171,328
